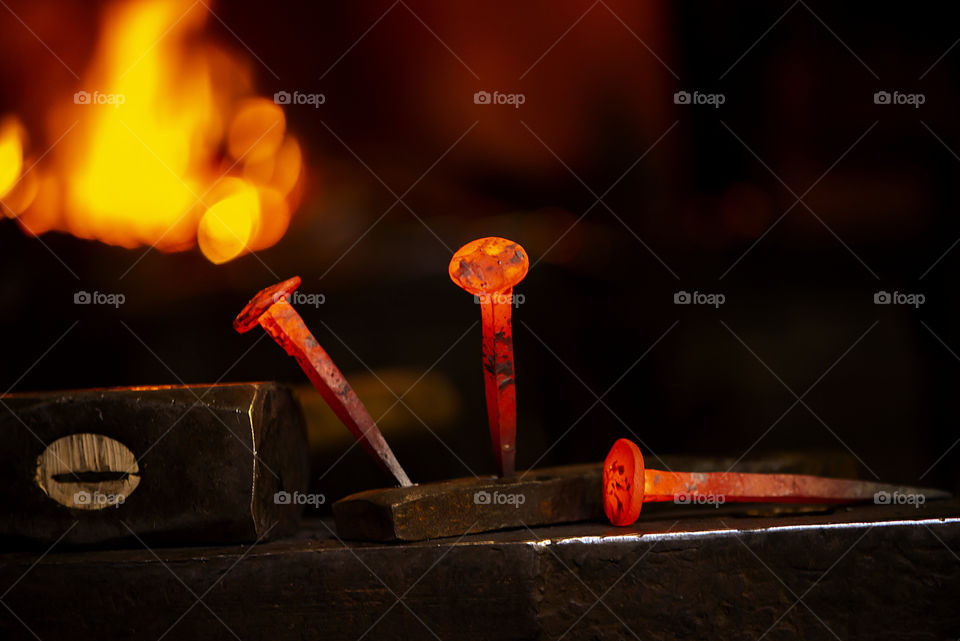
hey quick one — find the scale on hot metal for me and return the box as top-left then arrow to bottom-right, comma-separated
234,236 -> 950,542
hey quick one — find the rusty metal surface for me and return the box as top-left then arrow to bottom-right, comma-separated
0,382 -> 309,547
1,501 -> 958,640
334,463 -> 603,541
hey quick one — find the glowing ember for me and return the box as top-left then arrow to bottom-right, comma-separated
0,0 -> 303,263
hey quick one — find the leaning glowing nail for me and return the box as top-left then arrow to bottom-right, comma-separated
235,276 -> 412,487
449,237 -> 529,478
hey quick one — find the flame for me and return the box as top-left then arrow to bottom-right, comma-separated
1,0 -> 302,263
197,178 -> 260,264
0,118 -> 25,201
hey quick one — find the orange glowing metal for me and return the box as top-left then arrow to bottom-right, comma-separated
604,438 -> 950,526
1,0 -> 303,263
450,237 -> 529,478
235,277 -> 412,487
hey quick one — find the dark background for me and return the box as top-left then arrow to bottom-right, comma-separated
1,0 -> 958,503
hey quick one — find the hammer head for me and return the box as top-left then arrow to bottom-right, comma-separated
234,276 -> 302,333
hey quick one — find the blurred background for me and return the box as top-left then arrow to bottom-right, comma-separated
1,0 -> 958,507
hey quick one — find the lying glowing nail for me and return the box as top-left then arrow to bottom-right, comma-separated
603,438 -> 951,527
235,276 -> 412,487
449,237 -> 529,478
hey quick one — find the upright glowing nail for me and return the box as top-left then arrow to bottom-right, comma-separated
449,237 -> 529,478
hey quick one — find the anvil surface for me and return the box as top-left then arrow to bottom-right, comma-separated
1,500 -> 958,640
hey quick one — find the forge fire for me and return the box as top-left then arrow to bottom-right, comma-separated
0,0 -> 302,263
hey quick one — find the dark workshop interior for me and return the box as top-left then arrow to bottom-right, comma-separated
1,1 -> 960,639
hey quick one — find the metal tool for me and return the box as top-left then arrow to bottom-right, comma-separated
235,276 -> 412,487
0,382 -> 308,546
603,438 -> 950,526
449,237 -> 529,478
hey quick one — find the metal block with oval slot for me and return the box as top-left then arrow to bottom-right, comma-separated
0,382 -> 309,547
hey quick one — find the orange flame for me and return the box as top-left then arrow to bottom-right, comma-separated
0,0 -> 302,264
